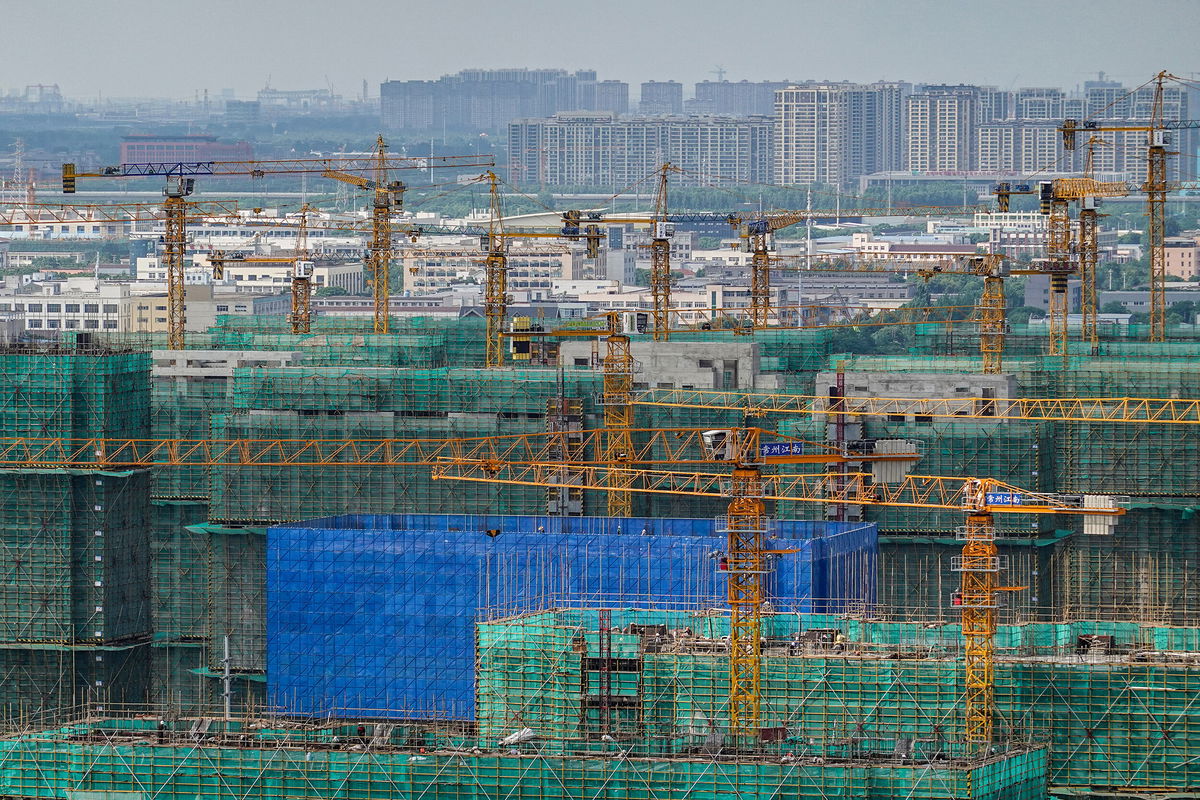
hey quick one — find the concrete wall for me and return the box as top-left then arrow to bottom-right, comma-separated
559,339 -> 762,390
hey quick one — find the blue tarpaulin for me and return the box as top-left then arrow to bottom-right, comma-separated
267,513 -> 876,718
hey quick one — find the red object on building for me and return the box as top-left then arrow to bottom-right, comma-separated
120,135 -> 253,165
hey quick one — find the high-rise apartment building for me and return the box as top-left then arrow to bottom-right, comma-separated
774,82 -> 908,188
774,84 -> 849,186
594,81 -> 630,114
381,69 -> 608,132
638,82 -> 683,115
1013,88 -> 1065,120
508,113 -> 773,187
691,81 -> 793,116
906,86 -> 979,172
845,81 -> 909,178
976,121 -> 1065,173
976,87 -> 1012,123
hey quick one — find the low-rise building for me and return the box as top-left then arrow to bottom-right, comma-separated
0,278 -> 127,332
129,286 -> 288,333
401,239 -> 579,300
1165,235 -> 1200,280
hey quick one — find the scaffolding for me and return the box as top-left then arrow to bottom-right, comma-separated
0,711 -> 1048,800
472,607 -> 1200,791
0,344 -> 153,719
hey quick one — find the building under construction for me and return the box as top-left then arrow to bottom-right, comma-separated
0,314 -> 1197,799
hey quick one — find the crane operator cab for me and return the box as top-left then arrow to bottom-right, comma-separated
701,429 -> 736,462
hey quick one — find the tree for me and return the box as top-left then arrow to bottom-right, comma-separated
1007,306 -> 1045,324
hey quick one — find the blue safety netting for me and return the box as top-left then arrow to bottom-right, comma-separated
266,513 -> 876,719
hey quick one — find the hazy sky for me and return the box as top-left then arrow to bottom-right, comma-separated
5,0 -> 1197,99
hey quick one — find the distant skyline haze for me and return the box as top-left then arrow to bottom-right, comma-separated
3,0 -> 1197,100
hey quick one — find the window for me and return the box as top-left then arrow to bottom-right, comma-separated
65,304 -> 79,313
46,304 -> 60,312
102,304 -> 117,313
84,320 -> 99,329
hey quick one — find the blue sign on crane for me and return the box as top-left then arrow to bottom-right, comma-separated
760,441 -> 806,459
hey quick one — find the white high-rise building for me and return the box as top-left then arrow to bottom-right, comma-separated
774,84 -> 849,186
906,86 -> 978,172
976,121 -> 1066,173
774,82 -> 907,188
508,113 -> 773,187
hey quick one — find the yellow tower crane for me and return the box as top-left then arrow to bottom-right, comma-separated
648,163 -> 677,341
1061,71 -> 1200,341
505,312 -> 637,517
61,146 -> 493,347
557,164 -> 681,342
431,442 -> 1123,750
208,204 -> 318,333
320,136 -> 409,334
798,252 -> 1010,373
726,203 -> 983,328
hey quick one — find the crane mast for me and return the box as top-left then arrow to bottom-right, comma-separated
649,164 -> 675,341
369,136 -> 397,334
162,178 -> 192,350
291,204 -> 314,334
600,313 -> 636,517
1146,74 -> 1170,341
484,172 -> 508,369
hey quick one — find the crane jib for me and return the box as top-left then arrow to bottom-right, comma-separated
117,162 -> 219,176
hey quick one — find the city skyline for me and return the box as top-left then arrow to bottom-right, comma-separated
3,0 -> 1197,100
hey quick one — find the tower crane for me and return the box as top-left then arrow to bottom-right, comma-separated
725,204 -> 983,328
61,145 -> 494,347
504,312 -> 638,516
0,201 -> 244,335
208,204 -> 317,333
474,171 -> 596,368
1055,139 -> 1127,351
648,163 -> 676,342
431,438 -> 1123,750
0,403 -> 1144,751
558,163 -> 681,341
799,252 -> 1010,373
319,136 -> 405,334
1060,71 -> 1200,341
995,174 -> 1127,357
